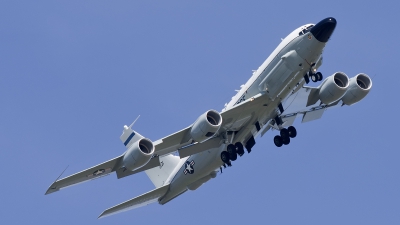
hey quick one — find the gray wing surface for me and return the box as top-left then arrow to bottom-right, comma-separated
46,155 -> 162,194
153,93 -> 271,157
45,155 -> 123,195
280,86 -> 341,125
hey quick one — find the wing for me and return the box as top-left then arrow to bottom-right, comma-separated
45,155 -> 161,195
280,86 -> 341,124
45,155 -> 123,195
153,127 -> 192,156
254,86 -> 343,137
153,93 -> 271,157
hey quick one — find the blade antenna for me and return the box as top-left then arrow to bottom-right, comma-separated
129,115 -> 141,128
55,165 -> 69,182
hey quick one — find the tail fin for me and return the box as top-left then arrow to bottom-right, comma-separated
120,116 -> 144,148
145,154 -> 181,188
120,125 -> 144,148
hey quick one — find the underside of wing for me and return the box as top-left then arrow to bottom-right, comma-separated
152,94 -> 271,157
153,127 -> 192,156
45,155 -> 123,195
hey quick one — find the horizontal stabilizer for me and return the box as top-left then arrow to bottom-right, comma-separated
45,155 -> 123,195
98,185 -> 169,219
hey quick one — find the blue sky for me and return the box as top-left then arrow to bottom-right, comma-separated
1,1 -> 399,224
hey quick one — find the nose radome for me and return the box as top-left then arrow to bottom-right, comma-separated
310,17 -> 337,42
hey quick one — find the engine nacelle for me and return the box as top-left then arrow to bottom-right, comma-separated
190,110 -> 222,143
319,72 -> 349,105
341,73 -> 372,106
122,138 -> 154,171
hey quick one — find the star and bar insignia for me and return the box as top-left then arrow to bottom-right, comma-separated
183,160 -> 195,175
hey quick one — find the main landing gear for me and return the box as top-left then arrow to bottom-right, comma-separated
220,142 -> 245,167
273,126 -> 297,147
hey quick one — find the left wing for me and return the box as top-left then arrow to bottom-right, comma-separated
45,155 -> 123,195
45,155 -> 162,195
152,93 -> 271,157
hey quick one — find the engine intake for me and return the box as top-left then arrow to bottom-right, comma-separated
190,110 -> 222,142
341,73 -> 372,105
122,138 -> 154,171
319,72 -> 349,104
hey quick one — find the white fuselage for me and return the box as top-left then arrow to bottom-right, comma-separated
160,23 -> 327,204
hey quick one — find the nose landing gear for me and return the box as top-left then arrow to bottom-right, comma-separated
306,63 -> 323,83
310,72 -> 323,82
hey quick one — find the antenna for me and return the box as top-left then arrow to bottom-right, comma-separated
55,165 -> 69,182
129,115 -> 141,128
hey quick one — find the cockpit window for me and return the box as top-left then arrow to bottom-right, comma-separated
298,25 -> 314,36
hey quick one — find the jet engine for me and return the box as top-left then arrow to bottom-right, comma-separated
190,110 -> 222,142
319,72 -> 349,105
122,138 -> 154,171
341,73 -> 372,105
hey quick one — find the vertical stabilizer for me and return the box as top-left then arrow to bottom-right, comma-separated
145,154 -> 181,188
120,125 -> 144,148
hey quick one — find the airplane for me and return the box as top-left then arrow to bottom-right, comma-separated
45,17 -> 372,218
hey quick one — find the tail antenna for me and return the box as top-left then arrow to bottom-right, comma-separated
128,115 -> 141,129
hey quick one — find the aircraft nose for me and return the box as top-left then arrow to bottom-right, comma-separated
310,17 -> 337,42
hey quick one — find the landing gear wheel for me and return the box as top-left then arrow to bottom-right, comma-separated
235,142 -> 244,156
311,74 -> 318,82
288,126 -> 297,138
227,144 -> 237,161
280,128 -> 290,140
220,151 -> 230,165
283,137 -> 290,145
316,72 -> 323,81
274,135 -> 283,147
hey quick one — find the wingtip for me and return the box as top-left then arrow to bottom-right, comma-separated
98,211 -> 107,219
45,182 -> 59,195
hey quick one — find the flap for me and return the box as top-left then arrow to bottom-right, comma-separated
302,108 -> 326,123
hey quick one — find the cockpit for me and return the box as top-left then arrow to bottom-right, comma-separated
298,25 -> 314,36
